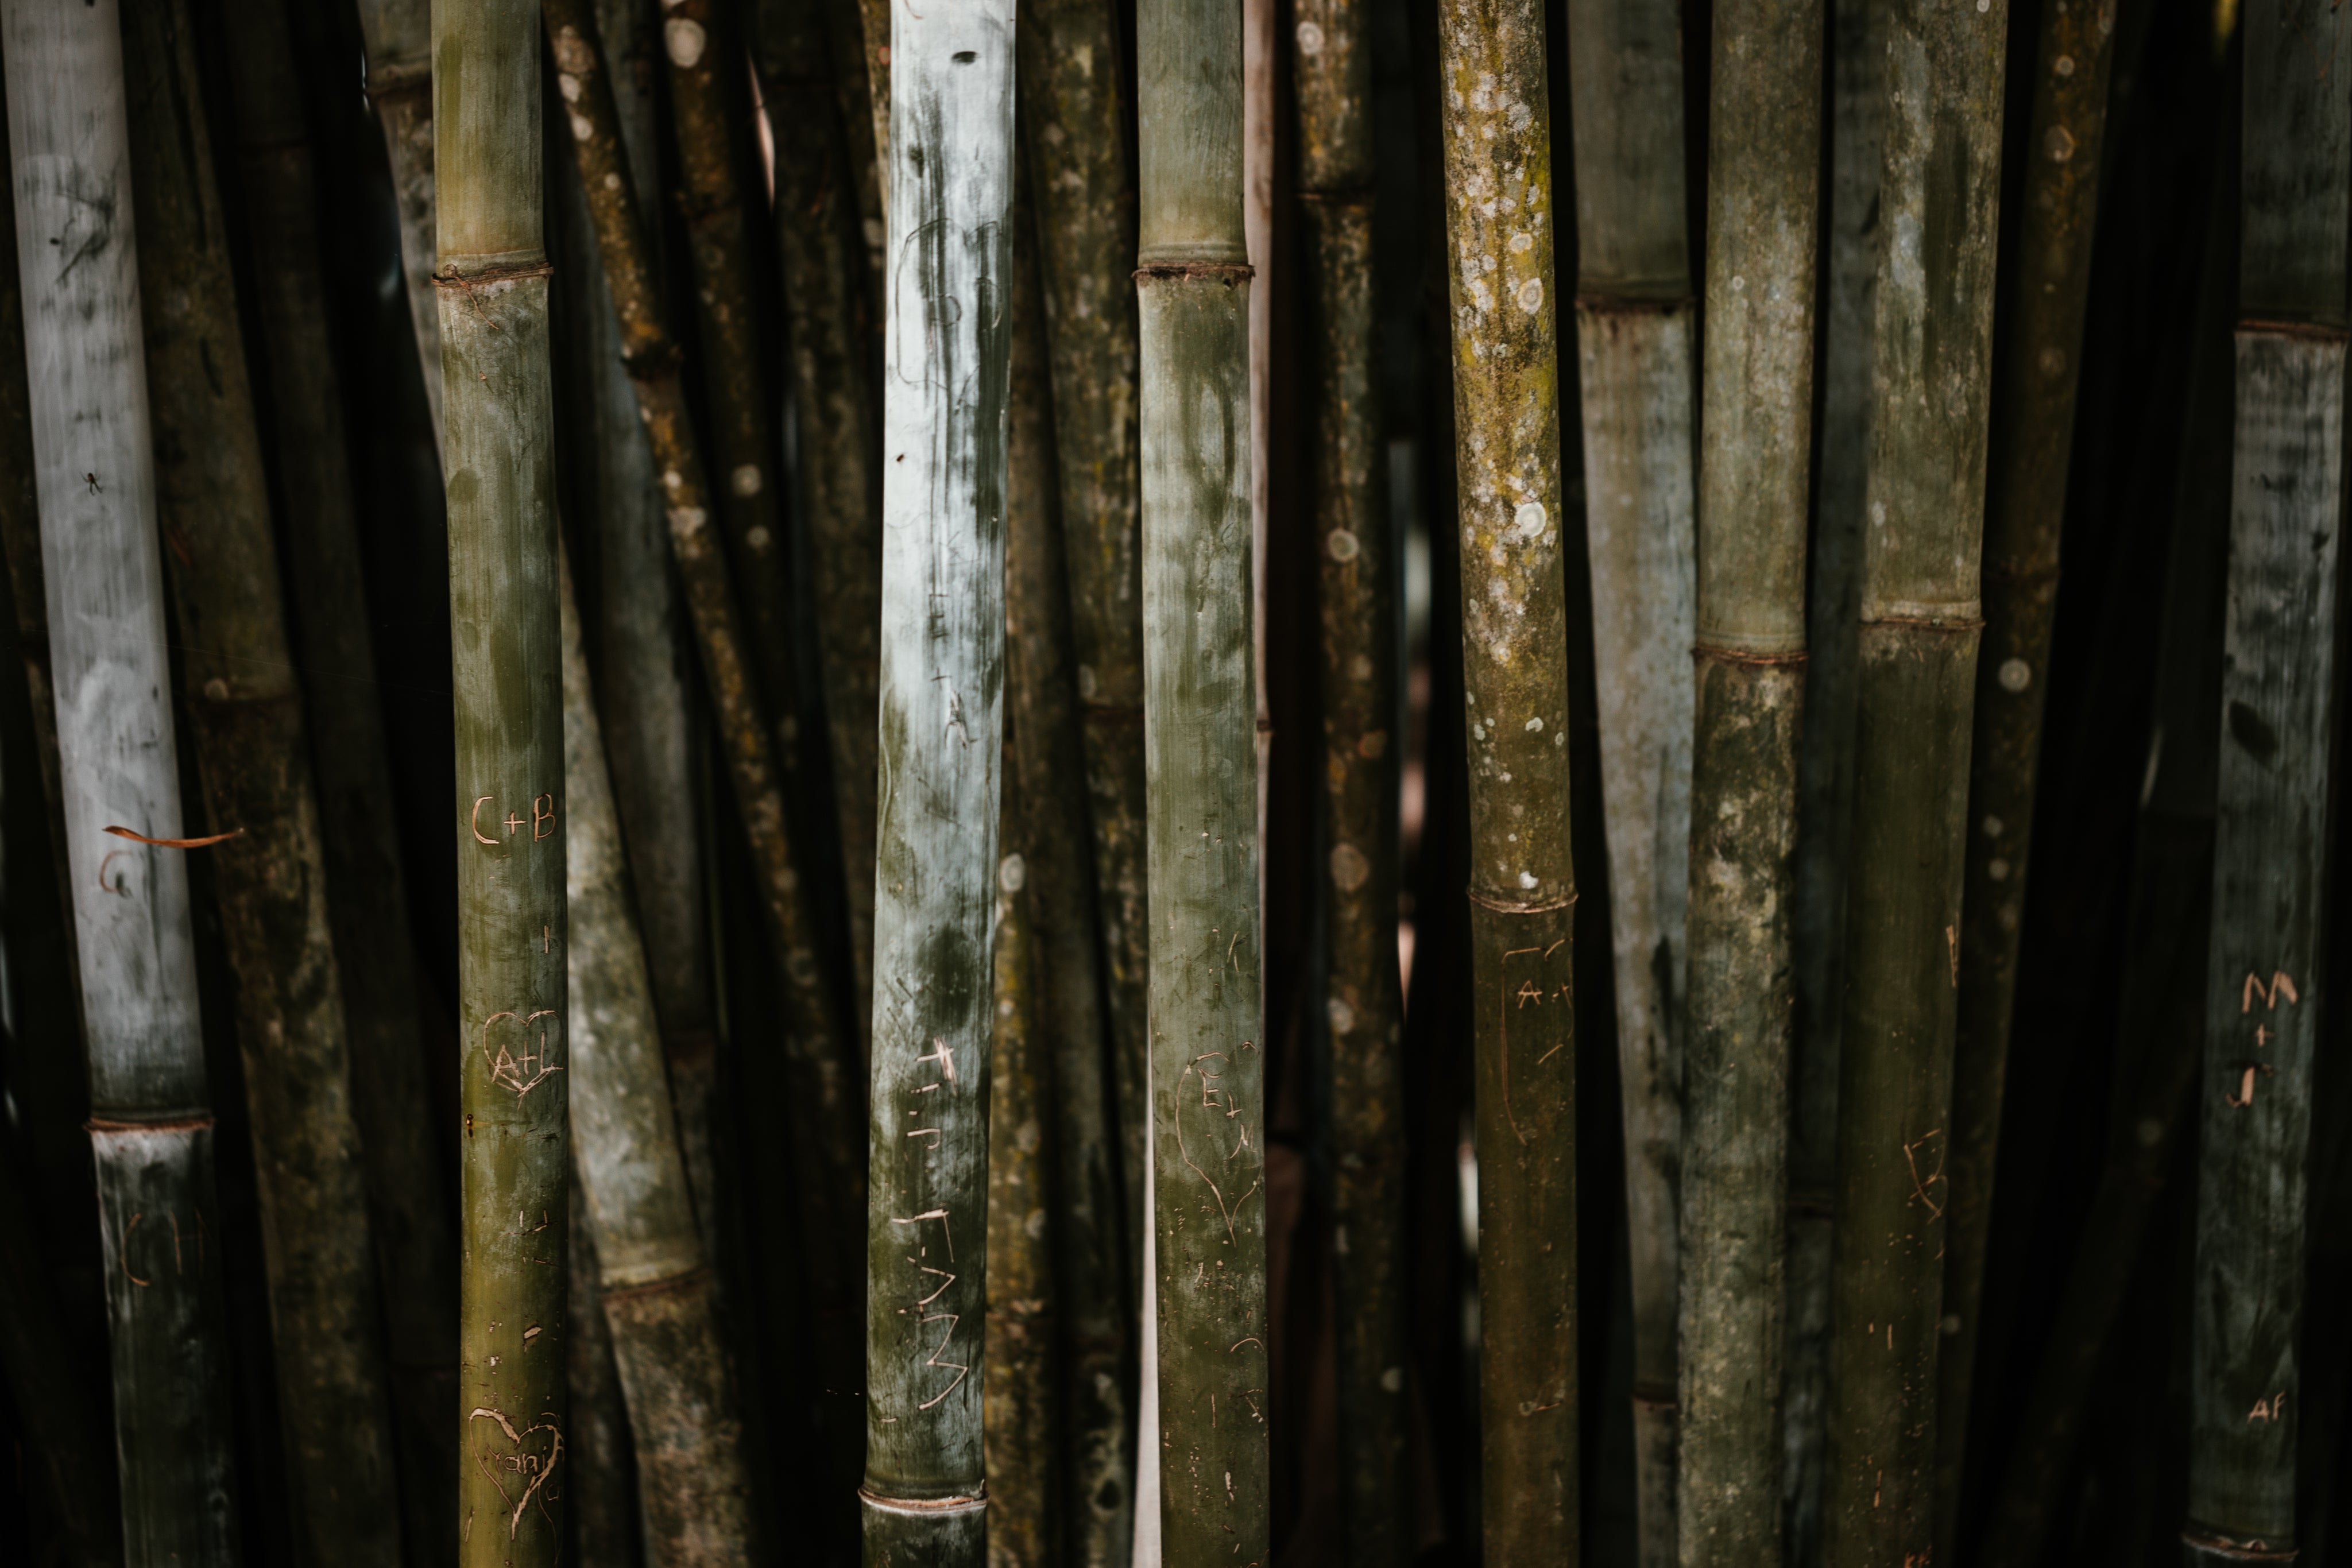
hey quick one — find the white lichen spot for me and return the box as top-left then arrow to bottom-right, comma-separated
1987,858 -> 2010,882
664,17 -> 707,68
1382,1366 -> 1405,1393
1328,997 -> 1357,1035
732,463 -> 765,497
1515,277 -> 1543,313
1524,716 -> 1544,733
1328,528 -> 1361,562
1730,274 -> 1746,293
746,525 -> 772,551
1512,500 -> 1546,539
1000,854 -> 1027,893
1998,657 -> 2032,692
1330,842 -> 1371,893
1076,663 -> 1098,700
2045,125 -> 2075,163
558,73 -> 582,103
1983,814 -> 2004,838
1518,870 -> 1538,889
1297,20 -> 1325,53
569,113 -> 595,142
603,171 -> 622,191
1025,1209 -> 1047,1240
2054,53 -> 2076,76
1510,231 -> 1533,254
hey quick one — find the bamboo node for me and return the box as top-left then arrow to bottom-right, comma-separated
1134,262 -> 1256,285
858,1488 -> 989,1516
1464,885 -> 1575,915
86,1115 -> 216,1134
1692,643 -> 1807,667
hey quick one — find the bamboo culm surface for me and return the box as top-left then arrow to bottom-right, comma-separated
123,2 -> 405,1563
1561,0 -> 1696,1548
1825,0 -> 2007,1557
1293,0 -> 1408,1553
2,2 -> 241,1562
1136,0 -> 1267,1556
559,566 -> 754,1567
540,0 -> 868,1411
1936,0 -> 2119,1546
217,0 -> 463,1552
1436,0 -> 1580,1557
356,0 -> 443,434
1016,0 -> 1154,1319
2182,0 -> 2352,1555
1677,0 -> 1819,1558
1785,0 -> 1882,1551
436,4 -> 570,1564
858,5 -> 1016,1565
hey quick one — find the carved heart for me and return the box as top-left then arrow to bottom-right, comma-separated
469,1406 -> 564,1539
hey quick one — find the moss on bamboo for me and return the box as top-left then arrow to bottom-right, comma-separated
436,6 -> 570,1565
1678,0 -> 1819,1558
1824,0 -> 2007,1557
1016,0 -> 1154,1300
1936,0 -> 2119,1543
1436,2 -> 1580,1554
1293,0 -> 1407,1552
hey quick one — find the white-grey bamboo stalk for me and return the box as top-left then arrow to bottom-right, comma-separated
2,3 -> 237,1561
860,2 -> 1017,1561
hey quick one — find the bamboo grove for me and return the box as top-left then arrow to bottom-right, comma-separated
0,0 -> 2347,1565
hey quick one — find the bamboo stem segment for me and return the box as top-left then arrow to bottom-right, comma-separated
2,3 -> 241,1562
436,5 -> 570,1565
1676,0 -> 1819,1557
859,1 -> 1017,1561
1435,0 -> 1580,1557
122,4 -> 404,1563
355,0 -> 443,435
1936,0 -> 2119,1542
1824,0 -> 2007,1557
1136,0 -> 1266,1556
2183,0 -> 2352,1553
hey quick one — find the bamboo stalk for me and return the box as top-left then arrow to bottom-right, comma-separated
355,0 -> 443,435
1293,0 -> 1408,1552
1,3 -> 241,1562
1677,0 -> 1819,1558
1824,0 -> 2007,1554
985,835 -> 1061,1568
566,0 -> 725,1243
1001,150 -> 1135,1568
746,0 -> 887,1099
540,0 -> 865,1389
1935,0 -> 2120,1543
850,0 -> 892,197
120,4 -> 405,1563
858,5 -> 1017,1562
1785,0 -> 1881,1549
1015,0 -> 1152,1322
1561,0 -> 1696,1548
568,1194 -> 641,1568
1982,98 -> 2238,1556
1434,0 -> 1580,1556
2181,0 -> 2352,1553
1135,0 -> 1266,1555
816,0 -> 888,292
560,564 -> 755,1568
213,2 -> 463,1555
436,6 -> 570,1565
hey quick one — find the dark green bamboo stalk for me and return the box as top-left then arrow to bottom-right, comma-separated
1293,0 -> 1406,1554
1785,0 -> 1881,1549
746,0 -> 886,1090
815,0 -> 888,293
215,2 -> 463,1554
985,838 -> 1061,1568
355,0 -> 442,433
121,5 -> 406,1564
1935,0 -> 2120,1544
1001,154 -> 1134,1568
1436,0 -> 1579,1557
1677,0 -> 1819,1558
1824,0 -> 2007,1557
561,566 -> 754,1567
2181,0 -> 2352,1555
2,4 -> 239,1562
1136,0 -> 1266,1555
1561,1 -> 1695,1547
1016,0 -> 1152,1318
859,5 -> 1016,1562
1983,96 -> 2238,1555
541,0 -> 864,1371
436,6 -> 569,1565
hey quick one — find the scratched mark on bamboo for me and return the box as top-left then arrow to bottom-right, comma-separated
1498,940 -> 1571,1145
470,792 -> 559,846
2226,967 -> 2299,1106
467,1406 -> 566,1538
1176,1049 -> 1262,1243
480,1009 -> 564,1099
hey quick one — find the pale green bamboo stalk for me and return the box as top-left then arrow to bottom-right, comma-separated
1014,0 -> 1152,1330
1292,0 -> 1407,1553
1935,0 -> 2119,1543
1436,1 -> 1580,1556
355,0 -> 442,436
2,3 -> 239,1562
1824,0 -> 2007,1555
1561,1 -> 1696,1549
1677,0 -> 1819,1562
1785,0 -> 1881,1550
120,4 -> 404,1563
438,5 -> 569,1565
2181,0 -> 2352,1555
860,3 -> 1016,1562
561,566 -> 753,1567
214,2 -> 462,1554
1000,152 -> 1134,1568
1135,0 -> 1265,1556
